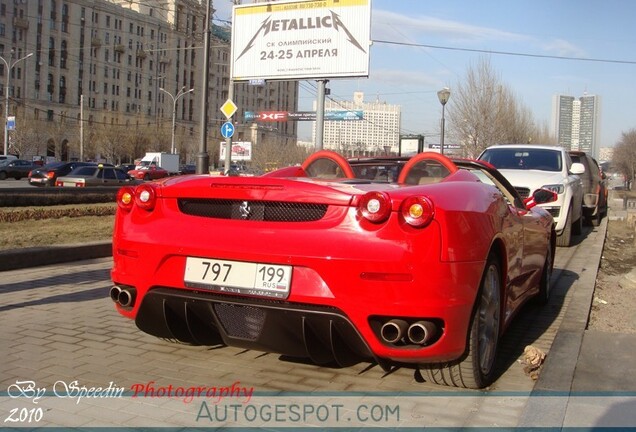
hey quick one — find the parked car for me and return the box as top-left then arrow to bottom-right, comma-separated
0,159 -> 38,180
28,161 -> 100,187
568,151 -> 608,226
128,165 -> 170,181
179,164 -> 196,175
55,165 -> 139,187
478,144 -> 585,247
111,150 -> 557,389
0,154 -> 18,163
117,164 -> 138,173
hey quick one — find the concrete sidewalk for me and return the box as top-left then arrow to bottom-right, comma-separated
519,194 -> 636,428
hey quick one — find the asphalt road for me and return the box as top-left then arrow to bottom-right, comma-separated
0,222 -> 606,428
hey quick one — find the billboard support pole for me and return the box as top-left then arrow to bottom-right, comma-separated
196,0 -> 212,174
224,79 -> 234,173
315,79 -> 328,151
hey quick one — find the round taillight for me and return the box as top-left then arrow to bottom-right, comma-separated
401,196 -> 434,227
117,187 -> 135,211
358,191 -> 391,223
135,184 -> 156,211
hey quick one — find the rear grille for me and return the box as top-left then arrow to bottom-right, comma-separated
214,303 -> 265,341
178,198 -> 328,222
515,187 -> 531,198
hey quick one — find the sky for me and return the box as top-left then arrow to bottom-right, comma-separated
213,0 -> 636,147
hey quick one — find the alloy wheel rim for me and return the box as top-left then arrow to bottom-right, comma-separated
478,264 -> 500,375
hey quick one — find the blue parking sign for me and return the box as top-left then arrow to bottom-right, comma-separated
6,116 -> 15,131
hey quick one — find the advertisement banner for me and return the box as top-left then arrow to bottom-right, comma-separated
220,141 -> 252,161
246,110 -> 364,122
231,0 -> 371,80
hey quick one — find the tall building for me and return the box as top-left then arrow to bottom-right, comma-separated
0,0 -> 298,163
551,93 -> 601,158
313,91 -> 401,155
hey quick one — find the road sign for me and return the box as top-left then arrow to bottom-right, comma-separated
6,116 -> 15,131
220,99 -> 238,119
221,121 -> 235,139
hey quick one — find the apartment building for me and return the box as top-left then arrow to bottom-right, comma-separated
551,93 -> 601,159
0,0 -> 298,163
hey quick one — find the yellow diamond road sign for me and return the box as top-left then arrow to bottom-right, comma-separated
220,99 -> 238,119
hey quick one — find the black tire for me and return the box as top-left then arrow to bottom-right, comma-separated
0,171 -> 6,180
424,254 -> 501,389
556,206 -> 572,247
144,174 -> 151,181
572,211 -> 582,235
536,243 -> 553,305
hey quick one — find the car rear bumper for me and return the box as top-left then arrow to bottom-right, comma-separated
111,237 -> 484,365
28,177 -> 52,186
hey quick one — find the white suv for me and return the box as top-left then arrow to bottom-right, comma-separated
478,145 -> 585,247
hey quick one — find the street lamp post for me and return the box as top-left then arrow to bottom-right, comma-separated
159,86 -> 194,154
1,51 -> 33,156
437,87 -> 451,155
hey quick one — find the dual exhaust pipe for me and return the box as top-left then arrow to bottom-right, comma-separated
380,319 -> 438,345
110,285 -> 137,308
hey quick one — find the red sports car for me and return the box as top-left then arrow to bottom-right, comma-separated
128,165 -> 170,181
111,151 -> 557,388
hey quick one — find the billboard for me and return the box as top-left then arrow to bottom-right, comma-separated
400,138 -> 420,157
220,141 -> 252,161
245,110 -> 364,122
231,0 -> 371,81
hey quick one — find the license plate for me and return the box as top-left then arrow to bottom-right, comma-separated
184,257 -> 292,299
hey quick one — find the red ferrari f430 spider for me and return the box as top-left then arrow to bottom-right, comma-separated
111,151 -> 557,388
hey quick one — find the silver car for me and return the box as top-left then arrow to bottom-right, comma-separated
55,165 -> 138,187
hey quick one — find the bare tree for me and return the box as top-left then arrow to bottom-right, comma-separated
613,129 -> 636,188
251,136 -> 309,172
448,57 -> 506,157
123,117 -> 164,164
95,117 -> 129,163
12,111 -> 50,158
449,56 -> 555,157
45,112 -> 79,159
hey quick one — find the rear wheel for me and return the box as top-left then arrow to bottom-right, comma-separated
424,254 -> 501,389
0,171 -> 6,180
556,206 -> 573,247
536,244 -> 553,305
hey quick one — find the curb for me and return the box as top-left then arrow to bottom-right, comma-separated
517,212 -> 608,426
0,241 -> 112,272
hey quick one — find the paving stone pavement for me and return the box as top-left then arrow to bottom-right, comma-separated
0,217 -> 622,428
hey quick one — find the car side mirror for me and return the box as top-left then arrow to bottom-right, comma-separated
570,162 -> 585,175
524,188 -> 558,209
